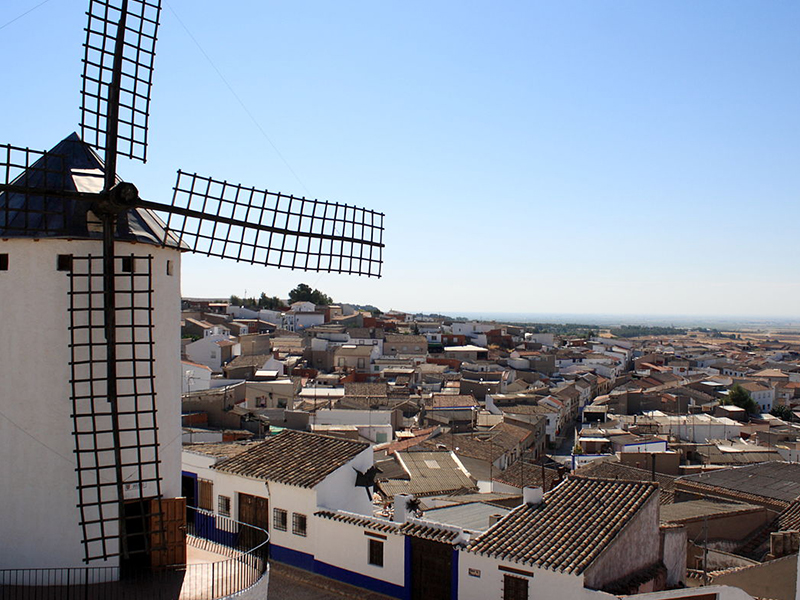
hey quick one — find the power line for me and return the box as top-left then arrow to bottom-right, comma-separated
0,0 -> 54,32
164,2 -> 311,197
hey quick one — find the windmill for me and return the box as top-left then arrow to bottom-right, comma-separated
0,0 -> 384,574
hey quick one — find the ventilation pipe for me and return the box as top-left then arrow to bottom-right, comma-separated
523,486 -> 543,507
393,493 -> 412,523
488,513 -> 503,527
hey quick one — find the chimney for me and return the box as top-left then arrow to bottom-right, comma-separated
522,486 -> 543,506
488,513 -> 503,527
393,493 -> 412,523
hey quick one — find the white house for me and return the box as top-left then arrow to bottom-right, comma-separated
463,478 -> 683,598
182,430 -> 373,571
184,333 -> 240,372
181,360 -> 213,394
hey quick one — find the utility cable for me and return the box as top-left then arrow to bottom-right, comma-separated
0,0 -> 54,32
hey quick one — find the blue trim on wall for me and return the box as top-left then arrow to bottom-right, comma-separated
270,543 -> 316,571
314,560 -> 405,599
181,470 -> 198,503
450,548 -> 459,600
404,536 -> 412,600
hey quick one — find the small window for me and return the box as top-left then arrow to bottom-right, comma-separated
368,539 -> 384,567
218,495 -> 231,517
120,256 -> 135,273
292,513 -> 307,537
0,254 -> 8,271
198,479 -> 214,511
166,260 -> 174,276
57,254 -> 73,272
503,574 -> 529,600
274,508 -> 287,532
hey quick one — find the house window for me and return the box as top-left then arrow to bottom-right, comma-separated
198,479 -> 214,511
503,574 -> 529,600
0,254 -> 8,271
166,260 -> 174,276
274,508 -> 287,532
292,513 -> 307,537
218,495 -> 231,517
357,358 -> 365,369
57,254 -> 73,271
368,539 -> 384,567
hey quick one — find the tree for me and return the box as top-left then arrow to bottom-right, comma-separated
771,404 -> 793,421
725,383 -> 759,415
258,293 -> 284,310
229,294 -> 242,306
288,283 -> 332,306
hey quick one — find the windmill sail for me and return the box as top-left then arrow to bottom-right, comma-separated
147,170 -> 385,277
69,253 -> 166,562
81,0 -> 161,163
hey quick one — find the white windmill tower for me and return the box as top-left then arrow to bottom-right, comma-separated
0,0 -> 384,579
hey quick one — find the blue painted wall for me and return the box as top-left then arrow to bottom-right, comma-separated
315,560 -> 405,599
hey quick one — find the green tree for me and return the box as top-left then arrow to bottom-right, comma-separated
288,283 -> 332,305
771,404 -> 793,421
258,293 -> 284,310
725,383 -> 759,414
229,294 -> 242,306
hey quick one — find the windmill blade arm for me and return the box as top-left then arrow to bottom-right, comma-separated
149,170 -> 384,278
81,0 -> 161,164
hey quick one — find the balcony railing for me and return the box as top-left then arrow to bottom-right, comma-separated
0,506 -> 269,600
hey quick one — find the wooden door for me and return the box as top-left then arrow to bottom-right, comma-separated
150,497 -> 187,568
238,493 -> 269,550
410,537 -> 452,600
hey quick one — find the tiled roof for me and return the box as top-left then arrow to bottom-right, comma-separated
213,430 -> 369,488
678,462 -> 800,504
469,477 -> 658,574
379,451 -> 477,498
492,459 -> 563,491
315,510 -> 399,533
183,440 -> 261,459
660,500 -> 760,524
399,522 -> 461,543
426,394 -> 479,409
574,460 -> 677,504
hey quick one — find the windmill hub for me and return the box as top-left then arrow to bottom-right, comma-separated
100,181 -> 140,214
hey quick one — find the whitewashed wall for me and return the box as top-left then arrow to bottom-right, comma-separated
0,239 -> 181,570
314,517 -> 405,587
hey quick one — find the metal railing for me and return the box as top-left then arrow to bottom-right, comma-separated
0,506 -> 269,600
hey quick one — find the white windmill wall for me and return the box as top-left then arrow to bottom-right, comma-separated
0,238 -> 181,570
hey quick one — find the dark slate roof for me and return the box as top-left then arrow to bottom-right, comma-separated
0,133 -> 181,247
679,462 -> 800,504
469,477 -> 658,574
213,430 -> 369,488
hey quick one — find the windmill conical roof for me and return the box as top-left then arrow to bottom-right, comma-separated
0,132 -> 182,248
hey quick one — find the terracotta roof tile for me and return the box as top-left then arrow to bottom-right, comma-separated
469,476 -> 658,574
213,430 -> 368,488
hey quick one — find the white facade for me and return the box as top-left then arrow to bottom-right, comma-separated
185,333 -> 239,372
182,360 -> 213,394
0,238 -> 182,569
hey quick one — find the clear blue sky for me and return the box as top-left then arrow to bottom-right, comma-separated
2,1 -> 798,318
